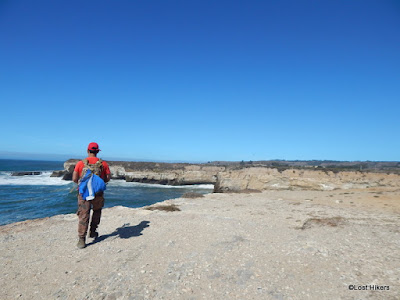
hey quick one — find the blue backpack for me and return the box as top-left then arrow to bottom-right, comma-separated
78,159 -> 107,200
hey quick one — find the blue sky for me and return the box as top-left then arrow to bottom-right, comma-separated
0,0 -> 399,162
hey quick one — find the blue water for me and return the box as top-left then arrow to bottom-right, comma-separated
0,159 -> 213,225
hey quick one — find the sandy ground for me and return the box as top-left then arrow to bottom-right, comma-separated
0,188 -> 399,300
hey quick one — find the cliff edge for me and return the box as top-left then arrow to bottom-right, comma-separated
56,160 -> 400,192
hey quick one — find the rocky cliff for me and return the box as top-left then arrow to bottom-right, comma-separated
61,160 -> 223,185
58,159 -> 400,192
214,167 -> 400,192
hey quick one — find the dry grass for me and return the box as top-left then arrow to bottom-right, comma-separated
144,204 -> 181,212
299,217 -> 345,230
181,192 -> 204,198
234,189 -> 262,194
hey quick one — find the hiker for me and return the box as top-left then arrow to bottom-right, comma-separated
72,142 -> 111,249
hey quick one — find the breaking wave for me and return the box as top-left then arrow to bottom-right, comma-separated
0,172 -> 214,189
107,180 -> 214,189
0,172 -> 72,186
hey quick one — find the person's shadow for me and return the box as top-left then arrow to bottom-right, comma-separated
87,221 -> 150,247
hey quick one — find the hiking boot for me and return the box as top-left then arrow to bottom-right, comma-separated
77,237 -> 86,249
89,231 -> 99,239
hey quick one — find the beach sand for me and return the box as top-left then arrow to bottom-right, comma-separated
1,188 -> 399,300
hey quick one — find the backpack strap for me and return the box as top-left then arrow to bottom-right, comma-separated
78,160 -> 89,185
80,158 -> 104,179
94,159 -> 103,171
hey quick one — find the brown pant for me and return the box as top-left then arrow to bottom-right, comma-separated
77,193 -> 104,238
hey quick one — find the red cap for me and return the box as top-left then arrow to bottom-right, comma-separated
87,142 -> 101,151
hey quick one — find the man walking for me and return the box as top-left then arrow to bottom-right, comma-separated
72,142 -> 111,249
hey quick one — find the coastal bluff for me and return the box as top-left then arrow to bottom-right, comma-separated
56,159 -> 400,192
60,159 -> 223,186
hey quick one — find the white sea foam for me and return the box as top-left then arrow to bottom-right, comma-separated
108,180 -> 214,189
0,172 -> 72,186
0,172 -> 214,189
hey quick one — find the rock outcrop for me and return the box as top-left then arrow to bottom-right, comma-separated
59,160 -> 224,186
124,164 -> 224,185
55,159 -> 400,192
11,171 -> 42,176
50,170 -> 67,177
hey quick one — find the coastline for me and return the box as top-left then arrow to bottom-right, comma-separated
1,188 -> 399,299
58,159 -> 400,193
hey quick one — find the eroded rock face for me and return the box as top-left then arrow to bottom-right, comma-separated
57,159 -> 400,191
124,169 -> 218,185
50,170 -> 67,177
213,167 -> 400,192
64,159 -> 79,174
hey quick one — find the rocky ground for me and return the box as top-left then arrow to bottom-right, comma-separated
1,188 -> 399,300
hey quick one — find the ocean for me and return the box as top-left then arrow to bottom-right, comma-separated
0,159 -> 214,226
